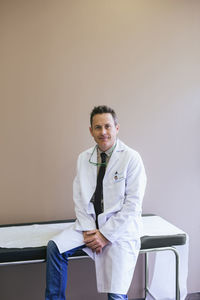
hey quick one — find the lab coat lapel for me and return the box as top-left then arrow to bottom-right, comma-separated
85,141 -> 125,200
85,147 -> 97,207
86,146 -> 97,178
104,140 -> 125,178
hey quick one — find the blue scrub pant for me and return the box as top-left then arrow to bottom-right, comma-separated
45,240 -> 128,300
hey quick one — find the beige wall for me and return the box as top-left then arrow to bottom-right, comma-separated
1,0 -> 200,299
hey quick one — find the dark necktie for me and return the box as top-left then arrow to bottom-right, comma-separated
94,152 -> 107,228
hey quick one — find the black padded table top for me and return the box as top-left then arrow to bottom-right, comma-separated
0,215 -> 186,264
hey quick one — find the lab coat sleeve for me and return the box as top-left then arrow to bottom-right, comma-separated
100,152 -> 147,243
73,155 -> 96,231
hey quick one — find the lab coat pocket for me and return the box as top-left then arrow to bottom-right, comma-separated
113,171 -> 126,183
103,171 -> 126,209
112,174 -> 126,199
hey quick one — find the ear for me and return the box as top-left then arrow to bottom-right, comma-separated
89,126 -> 93,137
116,123 -> 120,134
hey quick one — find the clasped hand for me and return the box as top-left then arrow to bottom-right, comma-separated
83,230 -> 109,254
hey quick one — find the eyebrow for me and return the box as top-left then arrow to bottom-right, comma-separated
94,123 -> 111,127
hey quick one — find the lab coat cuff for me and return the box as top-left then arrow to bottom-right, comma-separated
99,228 -> 115,243
74,219 -> 96,232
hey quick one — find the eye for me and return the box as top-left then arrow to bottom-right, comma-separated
105,124 -> 111,129
95,125 -> 101,130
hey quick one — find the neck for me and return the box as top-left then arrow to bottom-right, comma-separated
98,140 -> 117,154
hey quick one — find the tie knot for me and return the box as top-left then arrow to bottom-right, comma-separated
100,152 -> 107,163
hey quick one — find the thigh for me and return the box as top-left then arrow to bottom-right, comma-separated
108,293 -> 128,300
62,244 -> 85,260
46,240 -> 85,262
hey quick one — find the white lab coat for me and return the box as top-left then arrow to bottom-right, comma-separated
53,139 -> 147,294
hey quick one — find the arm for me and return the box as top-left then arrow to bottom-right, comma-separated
73,155 -> 96,231
100,152 -> 147,243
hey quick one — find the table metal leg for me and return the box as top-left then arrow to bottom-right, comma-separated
141,246 -> 180,300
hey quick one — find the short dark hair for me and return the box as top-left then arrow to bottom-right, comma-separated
90,105 -> 118,126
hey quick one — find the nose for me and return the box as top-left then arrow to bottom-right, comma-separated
101,127 -> 106,135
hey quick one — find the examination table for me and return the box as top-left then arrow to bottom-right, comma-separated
0,215 -> 188,300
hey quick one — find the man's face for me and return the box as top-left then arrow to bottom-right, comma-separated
89,113 -> 119,152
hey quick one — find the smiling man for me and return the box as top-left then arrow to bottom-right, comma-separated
89,107 -> 119,152
45,105 -> 147,300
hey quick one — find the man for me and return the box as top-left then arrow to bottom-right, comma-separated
45,105 -> 147,300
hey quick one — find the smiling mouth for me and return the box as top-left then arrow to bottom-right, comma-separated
99,137 -> 109,141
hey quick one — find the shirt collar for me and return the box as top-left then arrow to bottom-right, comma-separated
97,140 -> 117,157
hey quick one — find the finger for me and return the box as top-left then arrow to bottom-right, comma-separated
84,234 -> 100,243
85,230 -> 97,235
85,241 -> 98,249
95,247 -> 102,254
85,242 -> 95,248
85,240 -> 100,249
93,245 -> 101,252
84,236 -> 95,243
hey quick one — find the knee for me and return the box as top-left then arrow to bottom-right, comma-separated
46,240 -> 59,256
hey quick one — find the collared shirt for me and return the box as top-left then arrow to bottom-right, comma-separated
96,143 -> 114,173
91,141 -> 117,213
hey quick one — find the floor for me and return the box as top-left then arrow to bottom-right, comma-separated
186,293 -> 200,300
131,294 -> 200,300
